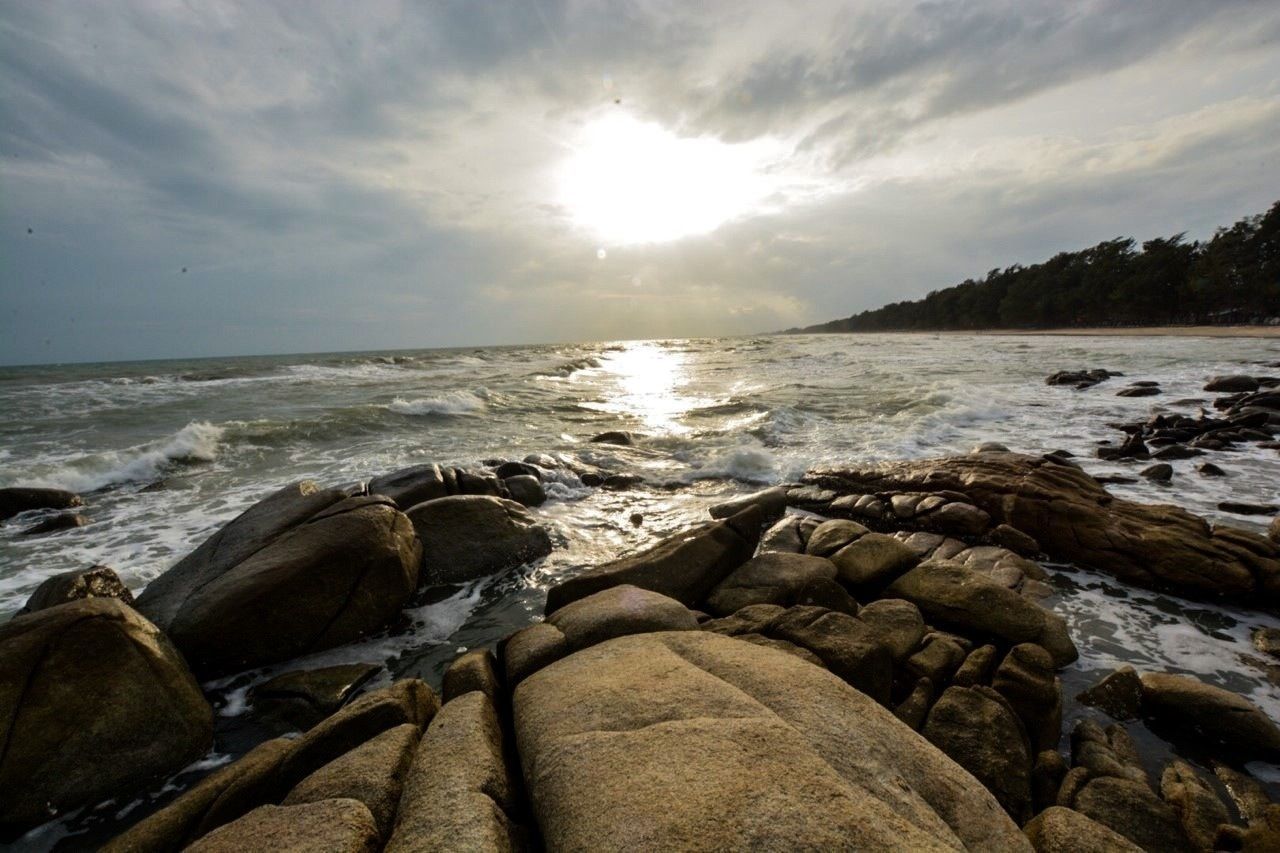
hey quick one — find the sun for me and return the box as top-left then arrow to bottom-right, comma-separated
557,112 -> 778,245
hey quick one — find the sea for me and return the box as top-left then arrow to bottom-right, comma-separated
3,332 -> 1280,847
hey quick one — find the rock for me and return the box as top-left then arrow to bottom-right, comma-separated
546,585 -> 698,651
1076,665 -> 1144,720
102,737 -> 295,852
136,485 -> 421,677
602,473 -> 644,490
923,685 -> 1033,823
250,663 -> 382,730
705,552 -> 839,616
0,598 -> 212,830
804,518 -> 869,557
973,441 -> 1011,453
387,691 -> 521,852
284,723 -> 420,838
1216,804 -> 1280,852
1219,501 -> 1280,516
759,515 -> 806,553
367,463 -> 450,508
502,474 -> 546,507
495,460 -> 541,480
905,635 -> 967,686
1205,375 -> 1260,393
989,524 -> 1040,556
20,511 -> 87,536
1031,750 -> 1068,814
15,565 -> 133,616
1141,463 -> 1173,482
1271,516 -> 1280,544
708,486 -> 787,526
186,799 -> 380,853
501,622 -> 568,686
991,643 -> 1061,752
831,532 -> 918,589
1140,671 -> 1280,758
1023,806 -> 1143,853
793,575 -> 860,615
1118,385 -> 1161,397
589,430 -> 634,445
629,512 -> 643,526
804,453 -> 1280,608
898,530 -> 948,558
1197,462 -> 1226,477
1071,776 -> 1191,852
887,560 -> 1078,667
895,676 -> 935,730
699,603 -> 787,637
1153,444 -> 1203,460
545,506 -> 762,611
1161,759 -> 1229,853
953,644 -> 998,687
407,495 -> 551,585
1254,627 -> 1280,659
443,648 -> 501,703
736,633 -> 826,666
854,598 -> 927,662
514,631 -> 1031,851
1211,761 -> 1273,825
0,486 -> 82,520
768,606 -> 893,703
921,502 -> 992,536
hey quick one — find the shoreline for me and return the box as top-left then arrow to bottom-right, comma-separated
804,325 -> 1280,338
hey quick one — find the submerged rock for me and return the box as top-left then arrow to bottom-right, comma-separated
0,486 -> 82,521
406,495 -> 551,584
20,511 -> 87,536
251,663 -> 383,730
0,598 -> 212,830
513,630 -> 1031,851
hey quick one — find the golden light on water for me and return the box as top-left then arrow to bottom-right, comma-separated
580,341 -> 699,433
557,113 -> 778,245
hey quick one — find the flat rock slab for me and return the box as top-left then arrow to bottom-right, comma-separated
514,631 -> 1030,852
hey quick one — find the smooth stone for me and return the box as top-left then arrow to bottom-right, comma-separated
251,663 -> 382,730
759,515 -> 806,554
973,442 -> 1011,453
1140,463 -> 1173,482
991,643 -> 1061,753
894,676 -> 935,730
589,430 -> 634,445
1205,375 -> 1259,393
708,486 -> 787,527
387,691 -> 521,852
920,502 -> 991,536
186,799 -> 380,853
20,511 -> 87,536
502,474 -> 546,507
905,635 -> 966,685
1197,462 -> 1227,477
831,532 -> 918,588
16,565 -> 133,616
705,552 -> 838,616
513,631 -> 1031,851
0,598 -> 212,830
546,584 -> 698,651
952,644 -> 998,687
406,495 -> 551,585
501,622 -> 569,686
804,519 -> 869,558
367,463 -> 450,508
1071,776 -> 1191,853
1140,671 -> 1280,757
767,606 -> 894,703
989,524 -> 1040,556
735,633 -> 826,667
855,598 -> 927,662
442,648 -> 501,703
1023,806 -> 1143,853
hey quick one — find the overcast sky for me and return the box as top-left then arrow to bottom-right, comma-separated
2,1 -> 1279,364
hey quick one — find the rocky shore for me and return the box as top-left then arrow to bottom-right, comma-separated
3,427 -> 1280,850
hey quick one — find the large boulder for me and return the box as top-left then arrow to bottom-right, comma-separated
1139,671 -> 1280,758
386,692 -> 522,852
886,560 -> 1078,666
1022,807 -> 1143,852
0,486 -> 82,520
0,598 -> 212,830
767,606 -> 893,703
546,585 -> 698,651
804,453 -> 1280,606
1160,759 -> 1230,853
136,489 -> 421,677
513,631 -> 1031,851
704,552 -> 839,616
405,495 -> 551,585
545,506 -> 762,612
16,565 -> 134,616
1070,776 -> 1191,852
185,799 -> 380,853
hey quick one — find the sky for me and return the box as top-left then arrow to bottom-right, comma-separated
2,1 -> 1279,364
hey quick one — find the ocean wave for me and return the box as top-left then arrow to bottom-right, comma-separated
541,356 -> 602,379
387,390 -> 487,416
684,444 -> 780,484
21,421 -> 225,493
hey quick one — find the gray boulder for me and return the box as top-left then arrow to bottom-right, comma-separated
406,495 -> 551,585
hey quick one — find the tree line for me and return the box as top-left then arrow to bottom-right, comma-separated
792,200 -> 1279,333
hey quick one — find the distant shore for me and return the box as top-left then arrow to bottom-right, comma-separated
986,325 -> 1280,338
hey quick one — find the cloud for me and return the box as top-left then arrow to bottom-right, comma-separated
1,0 -> 1279,362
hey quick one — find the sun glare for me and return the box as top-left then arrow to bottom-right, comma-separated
557,113 -> 778,245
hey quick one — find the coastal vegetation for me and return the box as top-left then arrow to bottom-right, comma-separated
793,200 -> 1280,333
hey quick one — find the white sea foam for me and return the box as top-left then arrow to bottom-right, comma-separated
386,390 -> 487,416
685,444 -> 780,484
22,421 -> 225,493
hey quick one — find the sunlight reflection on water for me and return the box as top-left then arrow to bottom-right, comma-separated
578,341 -> 704,433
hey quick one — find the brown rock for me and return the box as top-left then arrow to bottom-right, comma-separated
992,643 -> 1062,753
16,565 -> 133,615
250,663 -> 382,730
1140,671 -> 1280,758
705,552 -> 838,616
768,606 -> 893,703
1077,665 -> 1144,720
1072,776 -> 1191,852
953,644 -> 999,687
186,799 -> 379,853
442,648 -> 501,703
1160,759 -> 1229,853
546,584 -> 698,651
804,519 -> 868,557
406,495 -> 551,584
501,622 -> 568,686
1023,806 -> 1143,853
831,532 -> 918,588
856,598 -> 926,662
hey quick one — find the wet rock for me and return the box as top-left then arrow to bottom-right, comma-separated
991,643 -> 1061,753
547,585 -> 698,651
1118,385 -> 1161,397
20,511 -> 87,536
251,663 -> 382,730
1071,776 -> 1191,852
804,518 -> 869,557
136,485 -> 421,677
953,644 -> 998,687
367,463 -> 450,508
0,486 -> 82,521
973,441 -> 1011,453
1023,806 -> 1143,853
495,460 -> 541,480
589,430 -> 634,446
1141,463 -> 1173,482
16,565 -> 133,616
1254,627 -> 1280,660
545,506 -> 762,611
708,486 -> 787,526
501,622 -> 568,686
1205,375 -> 1260,393
0,598 -> 212,830
387,691 -> 521,852
804,453 -> 1280,607
1031,751 -> 1068,814
887,560 -> 1078,667
768,606 -> 893,703
1211,761 -> 1273,825
1046,369 -> 1116,388
629,512 -> 643,526
1076,665 -> 1143,720
1218,501 -> 1279,516
831,532 -> 918,589
513,630 -> 1031,851
1217,804 -> 1280,852
922,685 -> 1033,823
186,799 -> 380,853
705,552 -> 839,616
1140,671 -> 1280,758
1160,759 -> 1229,853
1153,444 -> 1203,460
442,648 -> 501,703
283,723 -> 420,838
602,473 -> 644,490
1197,462 -> 1227,476
407,495 -> 551,585
759,515 -> 806,553
502,474 -> 546,507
